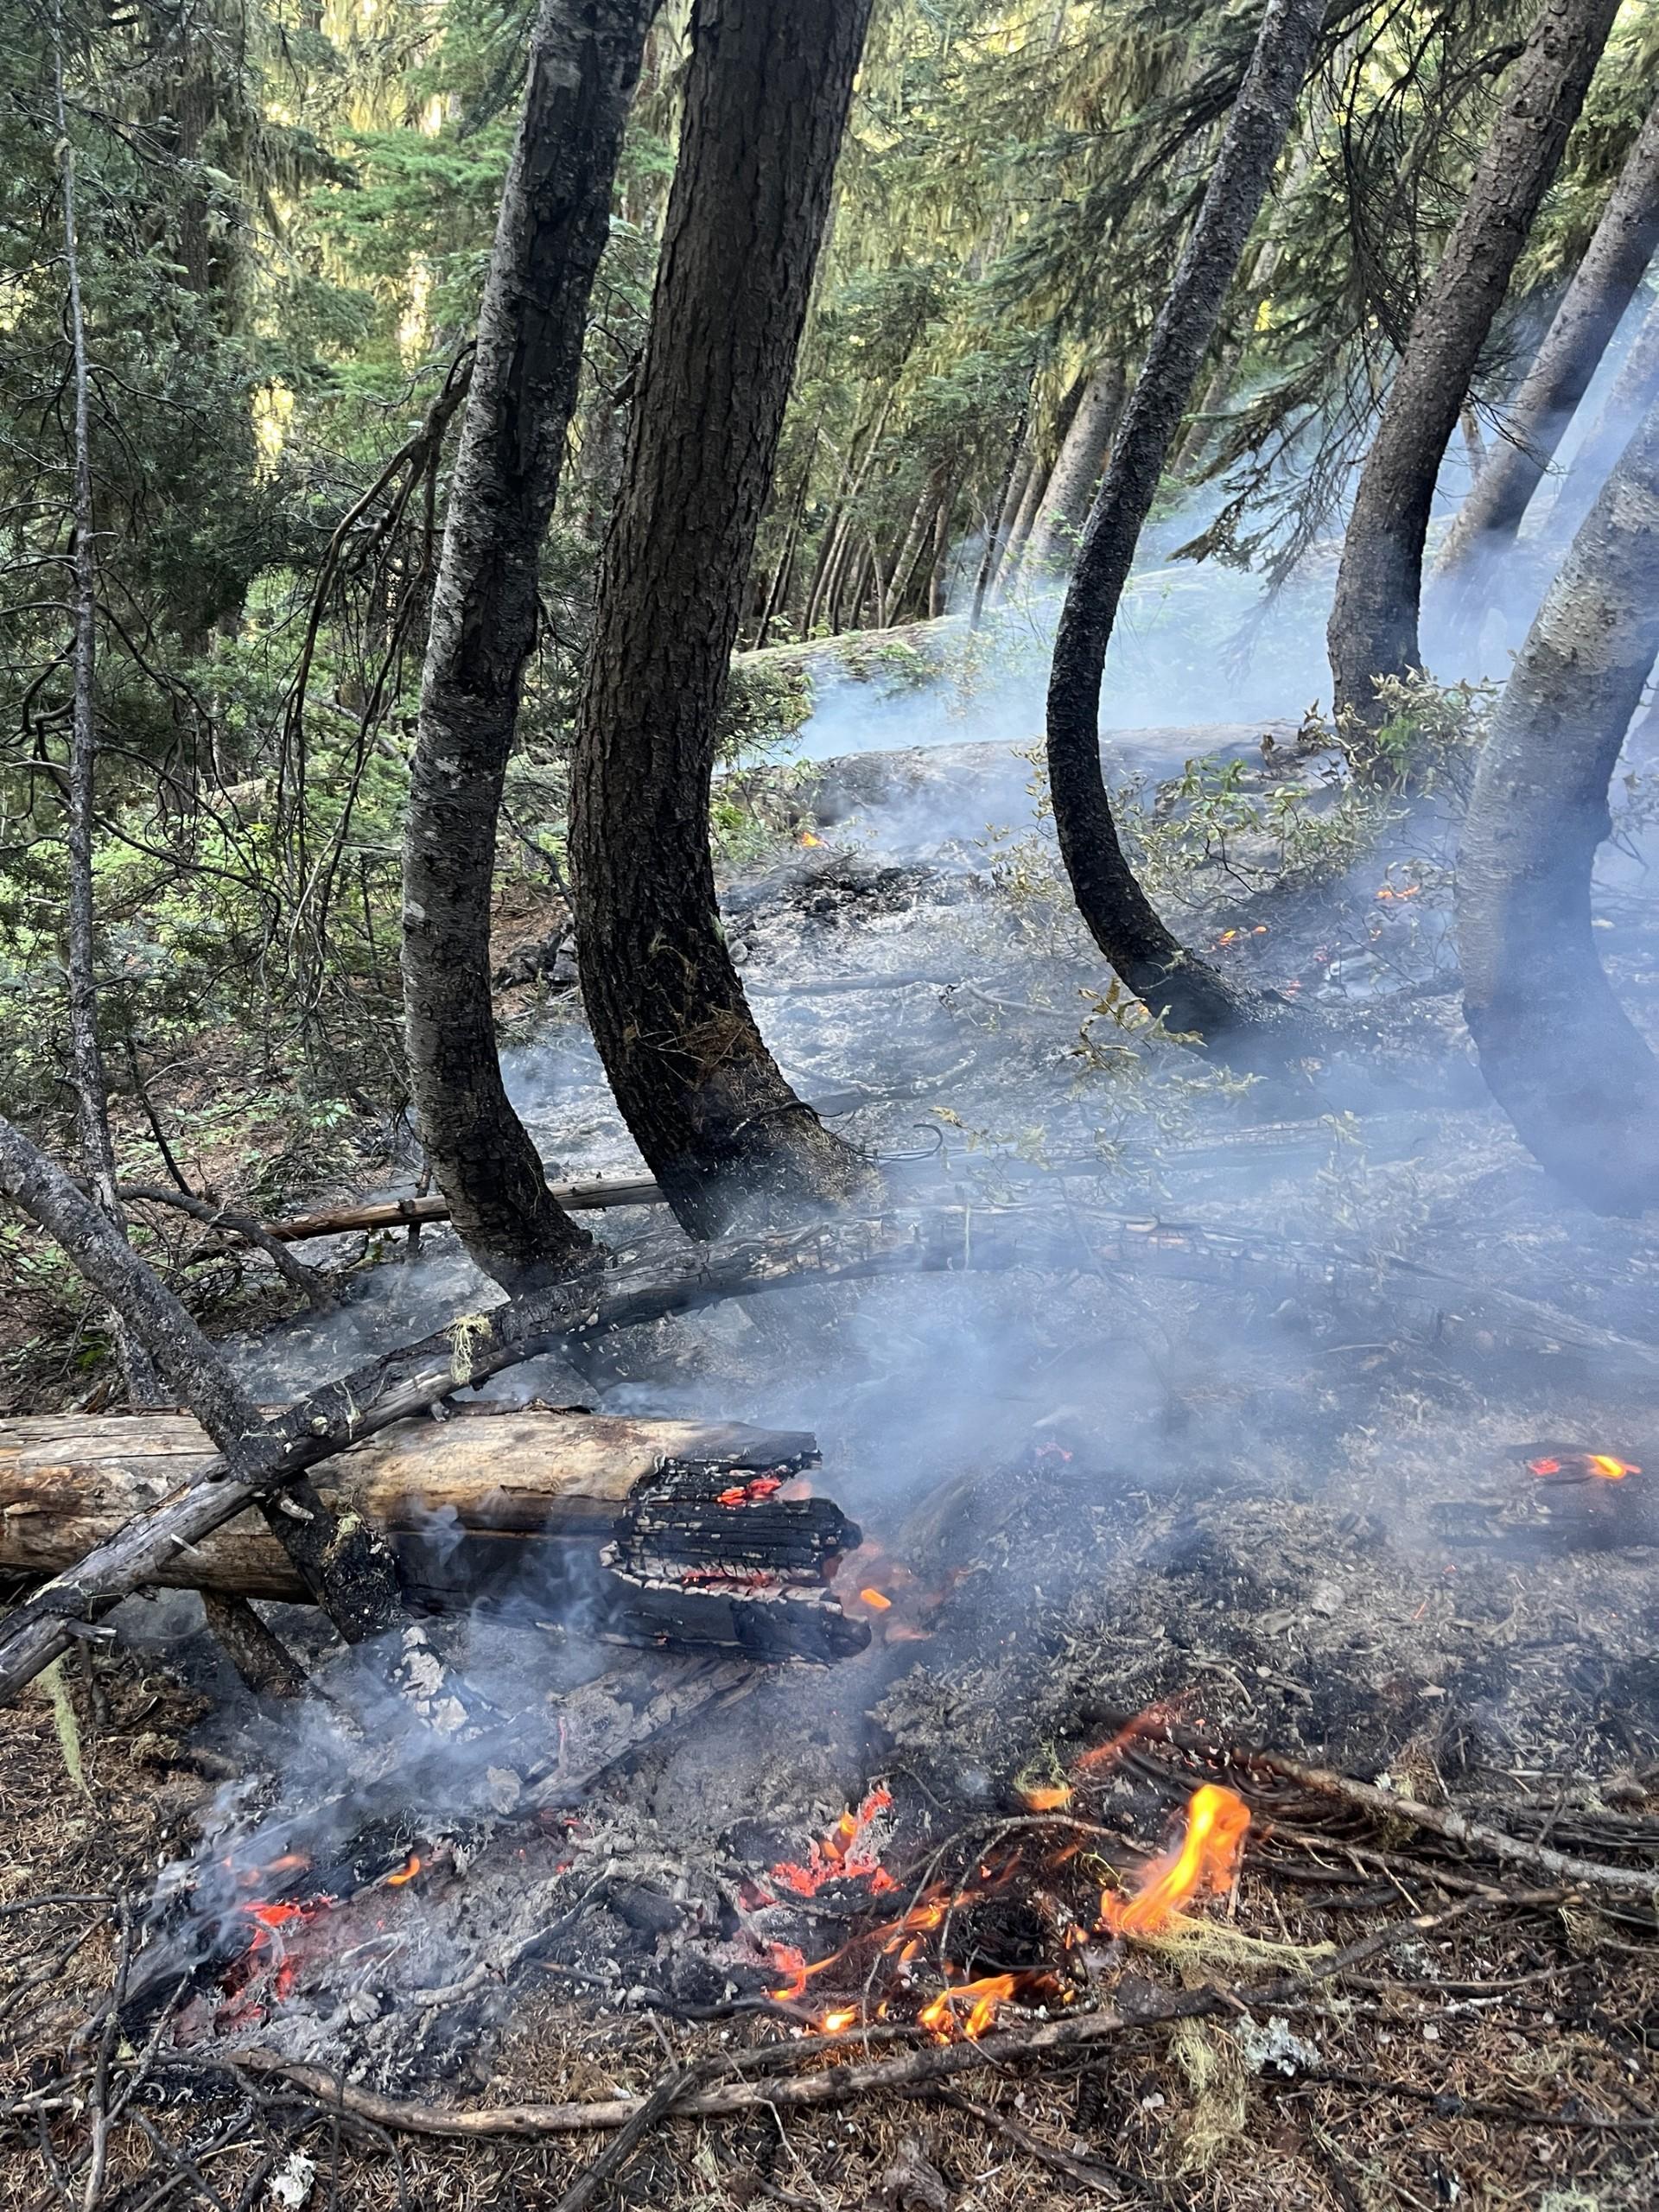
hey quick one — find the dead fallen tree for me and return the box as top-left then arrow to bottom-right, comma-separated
5,1195 -> 1650,1706
0,1408 -> 864,1662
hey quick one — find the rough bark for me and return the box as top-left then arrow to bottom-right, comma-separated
1044,0 -> 1326,1046
1327,0 -> 1620,732
1020,362 -> 1126,582
1434,85 -> 1659,614
971,410 -> 1032,626
404,0 -> 655,1291
1457,388 -> 1659,1211
569,0 -> 879,1239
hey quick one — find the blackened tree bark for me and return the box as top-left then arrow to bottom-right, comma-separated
569,0 -> 879,1239
1045,0 -> 1325,1046
1020,361 -> 1126,582
1327,0 -> 1619,733
1433,84 -> 1659,620
1457,389 -> 1659,1213
404,0 -> 656,1290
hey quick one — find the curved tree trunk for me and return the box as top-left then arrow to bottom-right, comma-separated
1327,0 -> 1619,734
403,0 -> 655,1291
1020,361 -> 1126,582
1434,84 -> 1659,618
1044,0 -> 1325,1046
1457,389 -> 1659,1213
569,0 -> 879,1241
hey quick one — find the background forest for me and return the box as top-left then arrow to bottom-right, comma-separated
3,0 -> 1658,1373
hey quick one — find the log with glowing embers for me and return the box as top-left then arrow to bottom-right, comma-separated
0,1410 -> 867,1662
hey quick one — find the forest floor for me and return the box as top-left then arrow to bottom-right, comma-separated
5,715 -> 1659,2208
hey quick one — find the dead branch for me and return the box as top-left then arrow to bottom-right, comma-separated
262,1173 -> 663,1243
120,1185 -> 334,1308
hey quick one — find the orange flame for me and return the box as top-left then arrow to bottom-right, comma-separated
1529,1451 -> 1639,1482
385,1853 -> 423,1886
772,1785 -> 898,1899
817,2005 -> 859,2033
1017,1782 -> 1073,1813
859,1586 -> 893,1611
1101,1784 -> 1250,1936
918,1974 -> 1016,2041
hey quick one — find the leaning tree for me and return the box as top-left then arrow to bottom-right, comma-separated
1457,382 -> 1659,1214
1044,0 -> 1326,1048
403,0 -> 656,1291
1326,0 -> 1620,734
569,0 -> 880,1239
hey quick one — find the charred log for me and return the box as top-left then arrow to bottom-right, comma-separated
0,1409 -> 864,1662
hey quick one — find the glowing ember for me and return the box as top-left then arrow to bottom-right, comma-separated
1101,1784 -> 1250,1936
1017,1781 -> 1073,1813
715,1473 -> 785,1508
385,1853 -> 423,1886
859,1586 -> 893,1611
772,1785 -> 899,1898
1528,1452 -> 1640,1482
918,1973 -> 1017,2040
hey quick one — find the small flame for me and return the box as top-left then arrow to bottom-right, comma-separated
1528,1451 -> 1640,1482
918,1973 -> 1017,2041
859,1586 -> 893,1611
817,2005 -> 859,2033
1017,1782 -> 1073,1813
772,1785 -> 898,1898
1101,1784 -> 1250,1936
799,831 -> 823,848
385,1853 -> 423,1886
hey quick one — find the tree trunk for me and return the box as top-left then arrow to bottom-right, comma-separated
1457,387 -> 1659,1213
994,454 -> 1050,601
971,405 -> 1033,626
403,0 -> 654,1290
569,0 -> 879,1240
1327,0 -> 1620,733
1434,84 -> 1659,620
51,6 -> 156,1405
1539,288 -> 1659,552
1044,0 -> 1326,1047
1020,361 -> 1126,582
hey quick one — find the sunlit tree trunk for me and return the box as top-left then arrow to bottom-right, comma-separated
1327,0 -> 1619,734
1020,360 -> 1126,582
404,0 -> 654,1290
570,0 -> 879,1240
1045,0 -> 1325,1047
1458,387 -> 1659,1211
1434,84 -> 1659,627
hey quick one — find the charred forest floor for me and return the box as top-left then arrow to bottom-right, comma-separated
6,717 -> 1659,2209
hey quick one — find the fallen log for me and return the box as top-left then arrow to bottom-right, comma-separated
0,1409 -> 865,1662
5,1199 -> 1649,1704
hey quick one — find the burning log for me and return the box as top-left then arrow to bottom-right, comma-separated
0,1409 -> 867,1662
